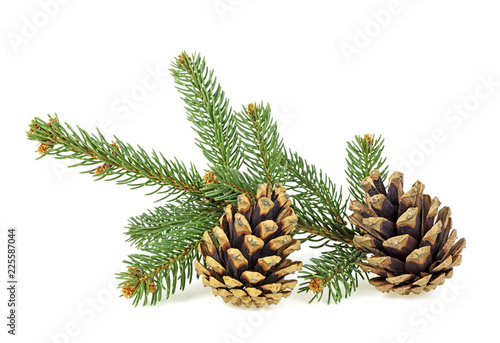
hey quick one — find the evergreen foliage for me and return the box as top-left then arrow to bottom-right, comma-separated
27,52 -> 388,305
299,244 -> 366,304
345,134 -> 388,204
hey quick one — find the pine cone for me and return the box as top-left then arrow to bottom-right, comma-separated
350,170 -> 466,295
195,183 -> 302,308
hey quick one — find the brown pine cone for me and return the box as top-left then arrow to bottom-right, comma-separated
350,170 -> 466,295
195,183 -> 302,308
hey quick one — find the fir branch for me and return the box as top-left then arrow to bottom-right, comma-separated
118,202 -> 220,306
170,52 -> 242,170
284,150 -> 355,244
126,199 -> 220,249
202,165 -> 259,203
236,102 -> 285,186
26,115 -> 204,200
26,53 -> 392,307
298,244 -> 366,304
345,134 -> 388,204
117,241 -> 201,306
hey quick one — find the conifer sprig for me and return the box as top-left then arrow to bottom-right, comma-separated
118,201 -> 221,306
298,244 -> 366,304
236,102 -> 286,186
170,52 -> 242,170
27,51 -> 391,306
27,115 -> 204,200
345,134 -> 388,204
284,151 -> 354,244
118,241 -> 201,307
126,200 -> 219,249
201,165 -> 258,203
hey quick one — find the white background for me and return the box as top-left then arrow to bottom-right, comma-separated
1,1 -> 498,342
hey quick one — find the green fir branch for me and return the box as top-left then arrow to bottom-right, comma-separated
170,52 -> 242,170
119,201 -> 220,306
26,53 -> 393,307
284,151 -> 355,244
299,244 -> 366,304
117,242 -> 201,306
345,134 -> 388,204
236,102 -> 286,186
126,199 -> 220,249
202,165 -> 259,203
27,115 -> 204,200
117,203 -> 220,306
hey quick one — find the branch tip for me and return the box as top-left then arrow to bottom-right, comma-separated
308,277 -> 325,294
37,143 -> 52,155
